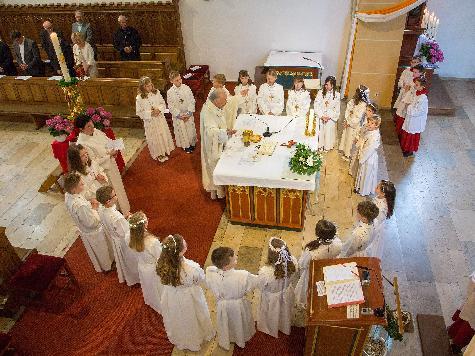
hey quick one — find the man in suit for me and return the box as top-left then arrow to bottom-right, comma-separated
72,10 -> 97,59
0,36 -> 17,76
40,20 -> 75,77
112,15 -> 141,61
11,31 -> 44,76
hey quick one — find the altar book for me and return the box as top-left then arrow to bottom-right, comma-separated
323,262 -> 364,308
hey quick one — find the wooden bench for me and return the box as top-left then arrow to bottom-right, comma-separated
96,60 -> 166,83
0,77 -> 166,128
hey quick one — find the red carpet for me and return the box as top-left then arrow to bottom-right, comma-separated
233,328 -> 305,356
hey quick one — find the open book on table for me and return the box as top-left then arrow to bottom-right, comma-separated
322,262 -> 365,308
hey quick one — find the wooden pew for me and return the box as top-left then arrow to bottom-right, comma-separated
0,77 -> 166,128
96,60 -> 166,83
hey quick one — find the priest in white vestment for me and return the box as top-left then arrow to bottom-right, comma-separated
200,88 -> 236,199
64,173 -> 113,272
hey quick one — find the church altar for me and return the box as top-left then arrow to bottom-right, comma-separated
213,114 -> 320,230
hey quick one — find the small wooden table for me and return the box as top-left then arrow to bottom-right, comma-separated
305,257 -> 387,356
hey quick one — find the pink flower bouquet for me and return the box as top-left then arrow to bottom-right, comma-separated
45,114 -> 74,137
83,107 -> 113,130
420,40 -> 444,64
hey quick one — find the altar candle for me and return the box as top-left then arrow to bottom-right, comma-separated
309,108 -> 314,119
50,32 -> 71,82
434,18 -> 439,39
422,8 -> 428,28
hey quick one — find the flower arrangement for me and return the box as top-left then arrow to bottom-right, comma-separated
45,114 -> 74,137
289,143 -> 322,176
420,40 -> 444,64
58,77 -> 80,87
84,106 -> 112,130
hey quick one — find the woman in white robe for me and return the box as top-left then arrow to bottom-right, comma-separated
257,237 -> 298,338
286,77 -> 311,117
339,85 -> 368,159
128,212 -> 163,313
295,220 -> 342,307
206,264 -> 257,350
64,174 -> 113,272
314,76 -> 341,150
355,116 -> 381,196
76,116 -> 130,215
71,32 -> 98,78
234,70 -> 257,115
166,71 -> 197,152
136,76 -> 175,162
157,235 -> 215,352
257,70 -> 284,115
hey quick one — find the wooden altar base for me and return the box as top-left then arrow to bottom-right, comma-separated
225,186 -> 307,230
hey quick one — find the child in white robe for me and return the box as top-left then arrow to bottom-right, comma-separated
339,85 -> 369,159
206,247 -> 258,350
166,71 -> 197,153
208,73 -> 231,99
128,211 -> 163,313
286,77 -> 311,117
257,237 -> 298,338
157,234 -> 214,351
295,220 -> 342,307
76,115 -> 130,215
136,76 -> 175,162
355,115 -> 381,196
257,69 -> 284,116
96,186 -> 139,286
341,201 -> 379,257
366,180 -> 396,259
234,69 -> 257,115
64,173 -> 113,272
393,56 -> 421,111
208,73 -> 239,129
67,143 -> 108,202
314,75 -> 341,150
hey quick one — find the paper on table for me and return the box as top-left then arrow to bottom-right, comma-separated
15,76 -> 32,80
0,75 -> 6,79
183,73 -> 193,79
106,138 -> 125,151
190,66 -> 201,71
347,304 -> 359,319
323,262 -> 364,308
48,76 -> 63,81
323,262 -> 359,283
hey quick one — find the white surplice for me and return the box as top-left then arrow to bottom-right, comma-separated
341,221 -> 375,257
256,257 -> 298,338
339,99 -> 367,158
77,129 -> 130,215
205,266 -> 258,350
393,68 -> 414,110
65,192 -> 113,272
402,93 -> 428,134
72,42 -> 98,78
133,233 -> 163,313
200,101 -> 228,199
294,239 -> 343,307
73,160 -> 108,201
99,205 -> 139,286
286,89 -> 311,117
234,83 -> 258,114
257,83 -> 284,116
355,129 -> 380,196
365,197 -> 388,259
314,89 -> 341,150
208,87 -> 239,130
166,83 -> 197,149
136,92 -> 175,159
161,258 -> 215,352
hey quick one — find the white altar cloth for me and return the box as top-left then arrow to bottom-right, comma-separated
264,50 -> 323,68
213,114 -> 320,191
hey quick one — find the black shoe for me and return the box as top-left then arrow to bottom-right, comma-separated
402,151 -> 414,158
190,145 -> 196,151
184,147 -> 192,154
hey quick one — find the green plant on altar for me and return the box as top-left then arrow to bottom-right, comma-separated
58,77 -> 80,87
289,143 -> 322,176
384,304 -> 403,341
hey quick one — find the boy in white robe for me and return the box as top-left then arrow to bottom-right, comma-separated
64,173 -> 113,272
257,237 -> 298,338
167,70 -> 197,153
286,77 -> 311,117
339,85 -> 369,159
257,69 -> 284,116
96,185 -> 139,286
295,220 -> 342,307
354,115 -> 381,196
234,69 -> 257,114
206,247 -> 258,350
341,201 -> 379,257
314,76 -> 341,150
393,56 -> 421,110
208,73 -> 239,130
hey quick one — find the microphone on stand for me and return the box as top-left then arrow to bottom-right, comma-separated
263,127 -> 272,137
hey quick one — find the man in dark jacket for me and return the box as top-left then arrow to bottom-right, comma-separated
0,36 -> 17,75
40,20 -> 75,77
112,15 -> 141,61
11,31 -> 44,76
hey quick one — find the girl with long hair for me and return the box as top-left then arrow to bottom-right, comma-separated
156,235 -> 214,351
314,75 -> 341,150
234,69 -> 257,114
257,237 -> 298,338
286,76 -> 311,117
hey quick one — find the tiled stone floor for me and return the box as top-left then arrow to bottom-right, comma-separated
1,79 -> 474,355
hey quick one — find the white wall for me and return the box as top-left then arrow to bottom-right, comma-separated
427,0 -> 475,78
179,0 -> 351,81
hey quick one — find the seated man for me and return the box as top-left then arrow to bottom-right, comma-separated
113,15 -> 141,61
11,31 -> 44,76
